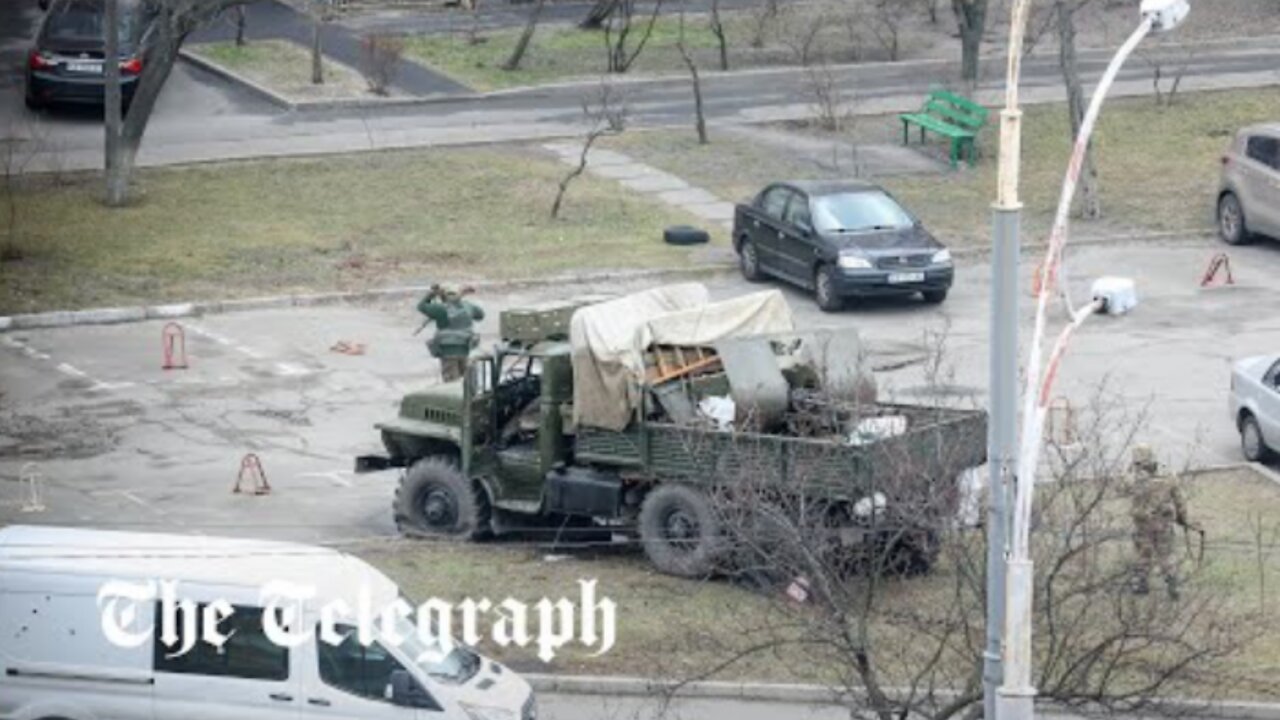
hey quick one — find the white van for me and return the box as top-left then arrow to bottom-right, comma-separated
0,526 -> 535,720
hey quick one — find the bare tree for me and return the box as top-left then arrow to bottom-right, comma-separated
707,0 -> 729,71
101,0 -> 255,207
550,84 -> 628,219
777,5 -> 827,68
658,375 -> 1274,718
602,0 -> 665,73
503,0 -> 547,72
1,123 -> 41,261
748,0 -> 779,49
1056,0 -> 1101,219
360,33 -> 405,95
1143,45 -> 1194,108
234,5 -> 247,46
310,0 -> 328,85
804,59 -> 851,133
105,0 -> 125,206
579,0 -> 620,29
951,0 -> 987,89
865,0 -> 913,62
677,10 -> 708,144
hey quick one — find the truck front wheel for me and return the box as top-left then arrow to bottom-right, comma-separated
639,484 -> 725,578
394,457 -> 491,541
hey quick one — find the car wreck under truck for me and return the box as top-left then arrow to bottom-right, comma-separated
356,284 -> 987,578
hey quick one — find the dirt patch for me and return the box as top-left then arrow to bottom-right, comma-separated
0,409 -> 119,460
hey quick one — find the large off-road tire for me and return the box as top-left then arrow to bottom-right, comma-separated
394,457 -> 491,541
639,484 -> 725,578
738,237 -> 764,282
814,264 -> 844,312
1241,413 -> 1274,463
1218,192 -> 1252,246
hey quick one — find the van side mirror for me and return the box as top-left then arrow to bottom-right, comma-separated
389,670 -> 429,708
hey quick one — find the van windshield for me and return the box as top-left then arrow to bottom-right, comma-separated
389,613 -> 482,685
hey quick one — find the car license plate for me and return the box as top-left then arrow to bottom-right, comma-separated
68,61 -> 102,74
888,272 -> 925,284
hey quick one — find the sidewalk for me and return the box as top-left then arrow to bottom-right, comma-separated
189,0 -> 471,97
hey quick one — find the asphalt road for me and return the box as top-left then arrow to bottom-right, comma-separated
2,236 -> 1277,541
2,0 -> 1277,171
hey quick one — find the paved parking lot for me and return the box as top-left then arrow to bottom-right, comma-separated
1,235 -> 1277,541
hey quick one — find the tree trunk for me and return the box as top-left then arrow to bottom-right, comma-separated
1057,0 -> 1101,219
114,16 -> 186,198
311,13 -> 324,85
579,0 -> 619,29
677,14 -> 708,144
103,0 -> 126,207
710,0 -> 728,71
951,0 -> 987,90
503,0 -> 546,71
234,5 -> 247,46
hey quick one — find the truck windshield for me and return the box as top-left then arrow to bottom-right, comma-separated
812,191 -> 914,234
389,613 -> 482,685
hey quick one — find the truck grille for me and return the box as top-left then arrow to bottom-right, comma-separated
876,254 -> 932,270
423,407 -> 460,424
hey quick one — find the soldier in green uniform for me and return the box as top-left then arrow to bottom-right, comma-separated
1129,445 -> 1201,600
417,284 -> 484,382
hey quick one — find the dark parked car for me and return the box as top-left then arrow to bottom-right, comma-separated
25,0 -> 154,111
733,180 -> 953,311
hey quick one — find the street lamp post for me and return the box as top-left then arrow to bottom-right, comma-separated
984,0 -> 1035,716
995,3 -> 1191,720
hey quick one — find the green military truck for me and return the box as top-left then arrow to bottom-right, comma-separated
356,286 -> 987,578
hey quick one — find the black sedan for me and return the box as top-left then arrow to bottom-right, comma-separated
732,180 -> 953,311
25,0 -> 153,112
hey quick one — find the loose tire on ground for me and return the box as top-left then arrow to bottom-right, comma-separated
664,225 -> 710,246
394,456 -> 491,541
1241,414 -> 1273,463
639,484 -> 725,578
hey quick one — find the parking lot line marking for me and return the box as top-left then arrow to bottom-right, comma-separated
296,471 -> 354,488
275,362 -> 311,377
56,363 -> 88,378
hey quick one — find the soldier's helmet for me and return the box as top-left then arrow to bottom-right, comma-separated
1131,444 -> 1158,475
442,286 -> 462,302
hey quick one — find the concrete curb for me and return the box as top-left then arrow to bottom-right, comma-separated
181,47 -> 471,113
524,674 -> 1280,718
186,33 -> 1280,113
179,50 -> 296,111
0,265 -> 735,332
0,230 -> 1219,332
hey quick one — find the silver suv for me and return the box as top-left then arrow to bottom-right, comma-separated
1218,123 -> 1280,245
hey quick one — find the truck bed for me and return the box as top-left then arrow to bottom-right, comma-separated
574,403 -> 987,500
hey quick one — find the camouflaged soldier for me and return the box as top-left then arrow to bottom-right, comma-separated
417,284 -> 484,383
1129,445 -> 1201,600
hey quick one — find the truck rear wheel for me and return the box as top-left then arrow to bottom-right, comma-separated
639,484 -> 725,578
394,457 -> 491,541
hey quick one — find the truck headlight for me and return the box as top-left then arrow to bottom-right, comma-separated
931,249 -> 952,264
838,254 -> 872,270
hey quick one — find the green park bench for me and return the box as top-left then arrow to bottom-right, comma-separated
899,89 -> 990,169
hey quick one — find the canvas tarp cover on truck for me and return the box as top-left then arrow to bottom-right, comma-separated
570,284 -> 795,430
